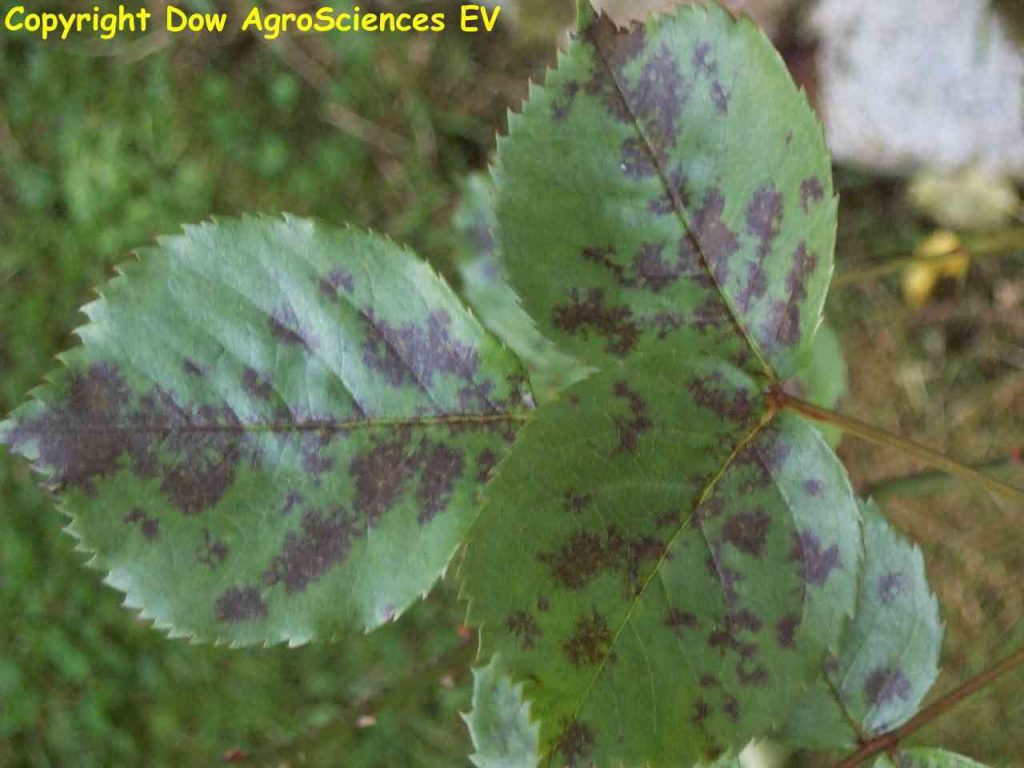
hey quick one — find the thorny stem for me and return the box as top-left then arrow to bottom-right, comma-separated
832,645 -> 1024,768
773,391 -> 1024,507
833,226 -> 1024,287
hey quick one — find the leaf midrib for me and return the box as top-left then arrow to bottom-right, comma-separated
6,411 -> 530,437
535,24 -> 793,758
586,15 -> 779,383
549,402 -> 778,762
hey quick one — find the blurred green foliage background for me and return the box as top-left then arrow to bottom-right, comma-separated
0,1 -> 1021,766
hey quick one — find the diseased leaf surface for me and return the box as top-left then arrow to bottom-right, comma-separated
783,500 -> 942,749
496,4 -> 836,378
0,217 -> 532,644
874,749 -> 992,768
455,173 -> 591,403
462,358 -> 861,767
465,657 -> 541,768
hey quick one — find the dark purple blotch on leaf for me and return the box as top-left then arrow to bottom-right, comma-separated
269,305 -> 318,350
800,177 -> 826,213
361,309 -> 479,391
877,570 -> 909,604
506,609 -> 541,650
124,508 -> 160,541
242,367 -> 275,402
414,443 -> 463,524
864,666 -> 912,707
556,720 -> 595,768
319,268 -> 355,300
9,364 -> 256,516
611,380 -> 652,454
198,528 -> 229,568
692,189 -> 741,285
665,608 -> 699,632
263,506 -> 362,594
762,242 -> 819,349
721,509 -> 771,557
563,610 -> 612,668
776,613 -> 800,648
789,530 -> 842,586
553,288 -> 639,356
215,585 -> 267,623
182,358 -> 205,377
688,373 -> 754,421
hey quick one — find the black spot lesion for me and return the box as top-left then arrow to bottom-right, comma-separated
124,508 -> 160,541
350,434 -> 466,528
318,268 -> 355,301
692,189 -> 741,285
262,506 -> 362,594
563,609 -> 612,668
555,719 -> 595,768
241,367 -> 275,402
550,80 -> 581,121
611,380 -> 652,454
215,585 -> 268,623
720,509 -> 771,557
269,305 -> 319,351
197,528 -> 228,568
281,490 -> 303,516
552,288 -> 639,356
762,242 -> 819,349
877,570 -> 909,604
7,363 -> 134,492
475,449 -> 500,483
864,666 -> 912,707
182,358 -> 205,378
788,530 -> 842,587
692,41 -> 729,114
361,309 -> 480,392
775,613 -> 800,648
538,525 -> 662,596
562,490 -> 592,514
688,372 -> 755,421
7,363 -> 256,517
506,609 -> 542,650
741,185 -> 784,308
665,608 -> 698,632
800,177 -> 826,213
414,443 -> 464,524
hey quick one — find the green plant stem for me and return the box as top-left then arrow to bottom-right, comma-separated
833,645 -> 1024,768
775,392 -> 1024,506
864,455 -> 1024,501
833,226 -> 1024,287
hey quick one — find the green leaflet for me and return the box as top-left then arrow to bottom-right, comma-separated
455,173 -> 591,403
874,749 -> 992,768
462,358 -> 862,766
0,217 -> 532,644
783,500 -> 943,749
460,6 -> 862,765
466,657 -> 541,768
457,169 -> 847,432
496,3 -> 836,380
792,321 -> 847,448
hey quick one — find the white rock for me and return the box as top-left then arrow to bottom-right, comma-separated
814,0 -> 1024,178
